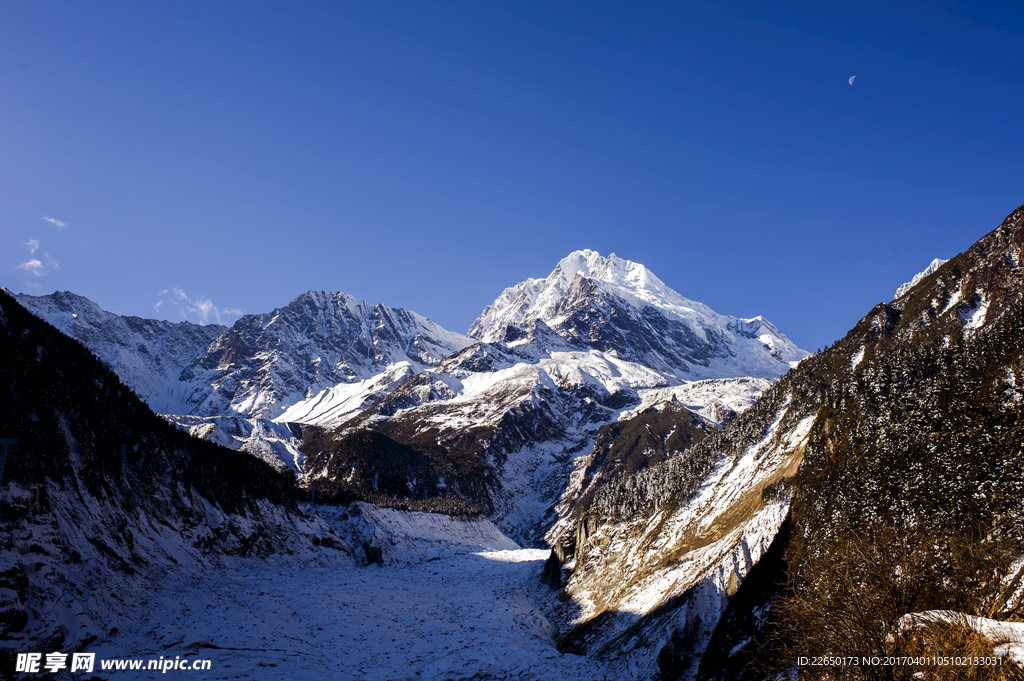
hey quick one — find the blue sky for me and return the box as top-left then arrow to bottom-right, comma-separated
2,1 -> 1022,351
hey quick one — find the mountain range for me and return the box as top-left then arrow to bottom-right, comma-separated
15,250 -> 804,545
4,210 -> 1024,681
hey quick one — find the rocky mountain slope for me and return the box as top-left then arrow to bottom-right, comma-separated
538,205 -> 1024,681
8,201 -> 1022,679
1,287 -> 608,680
0,288 -> 335,663
178,290 -> 472,419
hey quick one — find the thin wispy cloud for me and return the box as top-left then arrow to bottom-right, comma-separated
17,252 -> 60,277
42,216 -> 68,229
25,239 -> 40,254
158,287 -> 243,326
17,259 -> 45,276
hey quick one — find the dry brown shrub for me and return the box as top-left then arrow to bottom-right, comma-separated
772,522 -> 1019,681
901,617 -> 1024,681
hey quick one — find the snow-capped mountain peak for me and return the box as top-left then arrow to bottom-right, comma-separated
469,249 -> 807,380
469,250 -> 713,342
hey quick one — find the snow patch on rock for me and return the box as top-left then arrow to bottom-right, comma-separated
961,290 -> 990,332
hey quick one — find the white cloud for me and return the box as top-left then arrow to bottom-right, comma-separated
17,259 -> 45,276
42,216 -> 68,229
165,287 -> 243,325
154,300 -> 164,314
25,239 -> 40,254
16,252 -> 60,278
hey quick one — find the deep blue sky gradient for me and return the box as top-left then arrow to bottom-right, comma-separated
3,1 -> 1023,351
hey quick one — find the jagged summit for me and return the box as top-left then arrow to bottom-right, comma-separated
469,250 -> 712,339
15,289 -> 472,422
894,257 -> 949,300
469,249 -> 807,379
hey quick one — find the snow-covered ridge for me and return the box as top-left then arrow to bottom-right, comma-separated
181,290 -> 472,419
15,290 -> 472,424
895,257 -> 948,300
14,290 -> 226,415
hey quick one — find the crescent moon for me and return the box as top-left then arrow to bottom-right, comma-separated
849,75 -> 856,85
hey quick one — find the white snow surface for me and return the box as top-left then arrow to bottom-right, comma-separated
962,290 -> 990,332
895,257 -> 948,299
850,346 -> 866,370
328,501 -> 520,565
70,502 -> 626,681
4,450 -> 620,680
276,363 -> 417,425
619,377 -> 774,425
87,549 -> 623,681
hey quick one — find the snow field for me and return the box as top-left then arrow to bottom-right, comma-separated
90,549 -> 614,681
